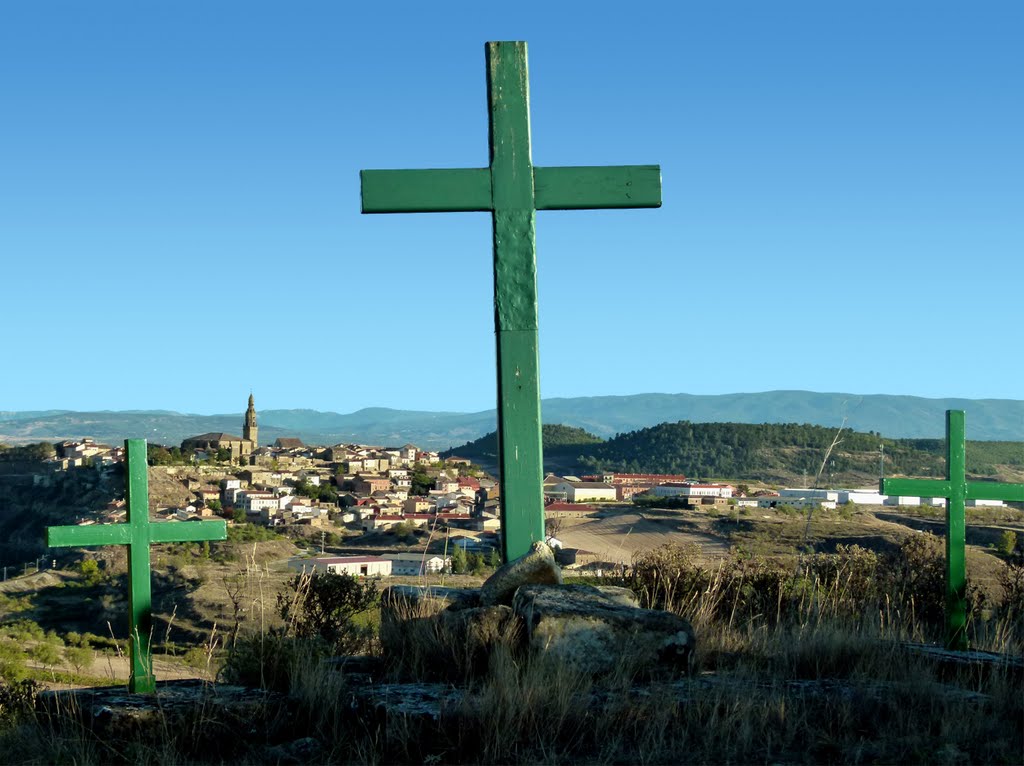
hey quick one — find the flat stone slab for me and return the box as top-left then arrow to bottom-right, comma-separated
893,641 -> 1024,669
513,584 -> 695,676
37,679 -> 286,740
350,682 -> 466,721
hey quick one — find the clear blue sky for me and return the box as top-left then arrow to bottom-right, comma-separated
1,1 -> 1020,415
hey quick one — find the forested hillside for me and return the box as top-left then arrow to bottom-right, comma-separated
581,422 -> 1023,482
448,424 -> 603,457
450,421 -> 1023,484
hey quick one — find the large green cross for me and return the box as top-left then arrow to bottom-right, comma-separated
47,439 -> 226,692
360,41 -> 661,561
880,410 -> 1024,650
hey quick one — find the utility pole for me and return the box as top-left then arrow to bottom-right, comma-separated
320,530 -> 326,555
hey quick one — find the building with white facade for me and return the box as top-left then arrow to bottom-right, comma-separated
550,480 -> 617,503
652,482 -> 734,500
288,556 -> 392,578
385,554 -> 451,576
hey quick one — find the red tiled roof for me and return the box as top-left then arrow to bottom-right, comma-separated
545,502 -> 594,511
303,556 -> 390,565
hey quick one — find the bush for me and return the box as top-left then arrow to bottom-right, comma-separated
997,530 -> 1018,557
222,571 -> 378,692
64,644 -> 93,675
0,641 -> 27,682
277,572 -> 378,654
451,546 -> 467,574
0,679 -> 39,722
225,523 -> 280,543
78,559 -> 104,586
630,537 -> 953,636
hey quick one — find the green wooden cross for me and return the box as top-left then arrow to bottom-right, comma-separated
47,439 -> 226,692
880,410 -> 1024,650
360,41 -> 661,561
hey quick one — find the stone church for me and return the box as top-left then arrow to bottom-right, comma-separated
181,394 -> 259,459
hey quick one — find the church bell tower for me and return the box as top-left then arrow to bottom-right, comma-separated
243,393 -> 258,447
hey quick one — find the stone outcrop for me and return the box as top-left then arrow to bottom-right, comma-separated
36,679 -> 288,755
379,544 -> 694,681
512,584 -> 695,676
380,585 -> 517,680
479,540 -> 562,606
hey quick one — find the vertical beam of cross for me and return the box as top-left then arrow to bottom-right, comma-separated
48,439 -> 227,692
881,410 -> 1024,650
487,42 -> 544,564
360,41 -> 661,561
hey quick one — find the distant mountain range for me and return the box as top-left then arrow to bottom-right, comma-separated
0,391 -> 1022,449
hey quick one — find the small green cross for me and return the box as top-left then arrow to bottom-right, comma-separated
47,439 -> 226,693
881,410 -> 1024,650
361,41 -> 661,561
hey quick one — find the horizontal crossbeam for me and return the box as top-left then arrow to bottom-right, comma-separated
48,519 -> 227,548
49,524 -> 131,548
882,478 -> 1024,502
361,164 -> 661,214
965,481 -> 1024,502
361,169 -> 491,213
881,478 -> 951,498
533,165 -> 661,209
149,520 -> 227,544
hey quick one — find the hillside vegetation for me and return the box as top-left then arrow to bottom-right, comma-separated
451,421 -> 1024,483
448,424 -> 603,455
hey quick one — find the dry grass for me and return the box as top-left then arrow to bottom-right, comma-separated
2,542 -> 1022,764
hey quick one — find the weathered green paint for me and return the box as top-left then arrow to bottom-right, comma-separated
361,165 -> 661,214
533,165 -> 662,210
47,439 -> 226,693
359,41 -> 661,561
361,168 -> 492,213
880,410 -> 1024,650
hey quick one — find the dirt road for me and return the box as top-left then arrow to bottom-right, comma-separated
556,512 -> 730,564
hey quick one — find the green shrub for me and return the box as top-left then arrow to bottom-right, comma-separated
0,641 -> 27,682
277,571 -> 378,654
77,558 -> 104,586
64,644 -> 93,675
997,530 -> 1018,557
0,679 -> 39,722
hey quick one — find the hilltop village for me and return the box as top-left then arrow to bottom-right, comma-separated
29,395 -> 1012,579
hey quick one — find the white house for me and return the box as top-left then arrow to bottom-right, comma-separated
240,492 -> 279,514
837,490 -> 887,505
757,496 -> 837,511
551,480 -> 617,503
288,556 -> 392,578
780,488 -> 839,502
652,482 -> 733,500
385,553 -> 451,576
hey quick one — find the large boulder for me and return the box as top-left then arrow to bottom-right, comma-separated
512,584 -> 695,677
480,541 -> 562,606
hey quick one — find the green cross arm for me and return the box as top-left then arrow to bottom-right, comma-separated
882,478 -> 1024,502
150,520 -> 227,543
48,519 -> 226,547
49,524 -> 131,547
361,164 -> 661,213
